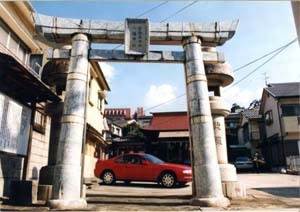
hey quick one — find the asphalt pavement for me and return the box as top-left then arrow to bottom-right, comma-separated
0,173 -> 299,211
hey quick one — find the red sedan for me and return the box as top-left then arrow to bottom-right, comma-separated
94,153 -> 192,188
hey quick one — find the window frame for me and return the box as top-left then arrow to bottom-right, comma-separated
0,19 -> 30,65
33,109 -> 47,134
281,104 -> 300,117
265,110 -> 273,125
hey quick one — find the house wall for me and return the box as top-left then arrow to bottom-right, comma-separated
263,94 -> 281,138
26,116 -> 51,180
84,66 -> 108,181
83,139 -> 98,179
0,2 -> 51,198
0,2 -> 46,53
87,68 -> 105,133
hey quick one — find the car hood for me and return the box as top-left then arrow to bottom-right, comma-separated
160,162 -> 191,170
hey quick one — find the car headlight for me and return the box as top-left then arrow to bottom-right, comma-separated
183,169 -> 192,174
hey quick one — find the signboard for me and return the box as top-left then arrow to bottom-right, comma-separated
0,92 -> 31,156
125,18 -> 149,55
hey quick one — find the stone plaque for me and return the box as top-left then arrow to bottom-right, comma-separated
0,91 -> 31,155
125,18 -> 149,55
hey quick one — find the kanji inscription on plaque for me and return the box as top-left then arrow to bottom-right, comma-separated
125,18 -> 149,55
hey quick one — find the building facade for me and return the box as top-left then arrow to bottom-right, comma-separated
0,2 -> 111,199
259,82 -> 300,168
144,112 -> 190,164
238,109 -> 263,156
0,2 -> 60,197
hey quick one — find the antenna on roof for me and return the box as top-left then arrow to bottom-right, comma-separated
263,72 -> 269,86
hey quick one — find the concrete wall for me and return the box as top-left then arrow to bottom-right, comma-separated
26,116 -> 51,180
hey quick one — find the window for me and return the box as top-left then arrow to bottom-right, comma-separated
0,19 -> 29,65
29,54 -> 43,75
98,91 -> 105,113
265,110 -> 273,125
33,110 -> 47,134
281,104 -> 300,116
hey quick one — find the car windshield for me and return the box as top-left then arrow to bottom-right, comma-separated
143,154 -> 164,164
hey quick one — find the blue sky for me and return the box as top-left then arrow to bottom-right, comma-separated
32,1 -> 300,114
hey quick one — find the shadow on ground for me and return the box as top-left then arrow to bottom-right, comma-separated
98,181 -> 189,189
253,187 -> 300,198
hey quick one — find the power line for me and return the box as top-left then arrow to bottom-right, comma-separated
160,1 -> 198,23
143,93 -> 186,112
234,38 -> 298,73
225,38 -> 297,91
142,38 -> 297,112
137,1 -> 169,18
112,1 -> 169,50
113,1 -> 198,50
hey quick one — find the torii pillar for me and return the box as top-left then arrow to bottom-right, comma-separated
183,36 -> 230,207
33,13 -> 239,209
48,33 -> 89,209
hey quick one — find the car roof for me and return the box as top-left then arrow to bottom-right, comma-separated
117,153 -> 146,157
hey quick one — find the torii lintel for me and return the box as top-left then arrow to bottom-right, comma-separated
33,13 -> 238,47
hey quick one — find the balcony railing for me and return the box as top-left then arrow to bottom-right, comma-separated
0,42 -> 41,77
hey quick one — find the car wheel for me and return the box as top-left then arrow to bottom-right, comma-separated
160,172 -> 176,188
102,170 -> 115,185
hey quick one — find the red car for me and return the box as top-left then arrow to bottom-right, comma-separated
94,153 -> 192,188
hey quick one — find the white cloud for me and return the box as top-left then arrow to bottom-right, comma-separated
144,84 -> 181,112
98,62 -> 116,83
222,86 -> 263,108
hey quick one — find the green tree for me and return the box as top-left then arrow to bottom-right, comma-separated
122,124 -> 145,140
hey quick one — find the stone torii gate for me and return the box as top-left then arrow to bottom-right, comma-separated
33,13 -> 244,209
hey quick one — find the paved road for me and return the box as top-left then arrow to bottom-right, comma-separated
0,173 -> 299,211
84,173 -> 300,211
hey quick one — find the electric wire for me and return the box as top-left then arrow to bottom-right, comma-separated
142,38 -> 297,113
234,38 -> 298,73
113,1 -> 198,50
225,38 -> 297,91
112,1 -> 169,50
160,1 -> 198,23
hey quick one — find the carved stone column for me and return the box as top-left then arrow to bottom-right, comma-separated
48,33 -> 89,209
39,58 -> 69,186
206,62 -> 246,198
183,36 -> 230,207
210,96 -> 238,182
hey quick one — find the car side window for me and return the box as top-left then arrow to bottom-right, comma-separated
115,156 -> 125,163
115,155 -> 143,164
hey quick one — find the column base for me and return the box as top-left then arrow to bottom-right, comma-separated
222,181 -> 247,199
190,196 -> 230,207
48,198 -> 87,210
219,163 -> 237,182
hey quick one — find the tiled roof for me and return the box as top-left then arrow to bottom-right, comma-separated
242,109 -> 262,119
265,82 -> 300,98
144,111 -> 189,131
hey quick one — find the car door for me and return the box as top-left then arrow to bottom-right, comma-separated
126,155 -> 157,181
113,155 -> 131,180
124,155 -> 145,181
